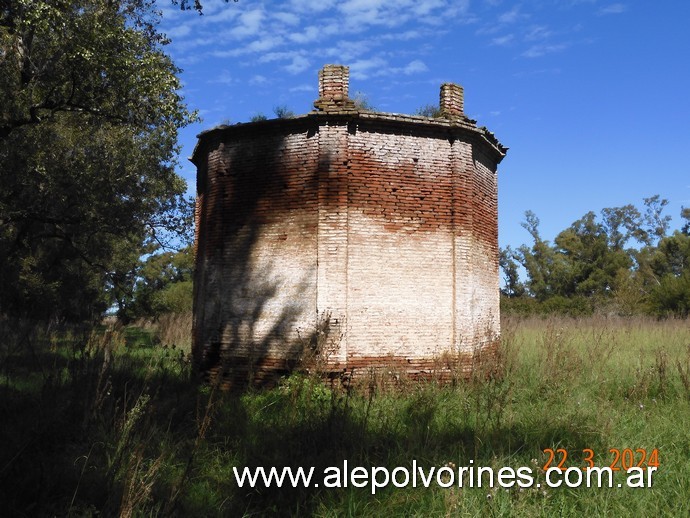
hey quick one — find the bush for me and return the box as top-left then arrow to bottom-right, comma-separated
649,273 -> 690,317
500,294 -> 594,317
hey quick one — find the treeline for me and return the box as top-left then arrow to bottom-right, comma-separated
501,196 -> 690,317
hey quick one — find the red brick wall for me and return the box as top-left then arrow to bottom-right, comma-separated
193,122 -> 321,385
193,108 -> 504,387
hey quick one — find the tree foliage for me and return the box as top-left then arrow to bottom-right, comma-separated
117,246 -> 193,321
414,103 -> 442,118
503,197 -> 690,317
0,0 -> 196,321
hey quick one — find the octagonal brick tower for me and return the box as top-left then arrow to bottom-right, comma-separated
191,64 -> 507,388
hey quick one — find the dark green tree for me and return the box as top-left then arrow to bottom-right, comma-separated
681,206 -> 690,236
647,231 -> 690,317
601,204 -> 644,251
499,245 -> 525,297
640,195 -> 672,246
0,0 -> 196,321
118,245 -> 194,321
517,210 -> 567,299
554,211 -> 631,298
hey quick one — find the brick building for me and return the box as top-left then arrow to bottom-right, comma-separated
191,65 -> 507,387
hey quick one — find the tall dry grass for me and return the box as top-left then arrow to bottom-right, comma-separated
1,314 -> 689,516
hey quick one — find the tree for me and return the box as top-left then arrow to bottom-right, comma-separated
554,211 -> 631,298
273,105 -> 295,119
648,270 -> 690,317
352,91 -> 375,111
681,206 -> 690,236
414,104 -> 442,118
640,195 -> 672,246
601,204 -> 643,251
118,246 -> 194,321
499,245 -> 525,297
0,0 -> 196,321
516,210 -> 567,299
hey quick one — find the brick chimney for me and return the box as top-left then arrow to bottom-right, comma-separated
439,83 -> 464,119
314,64 -> 357,112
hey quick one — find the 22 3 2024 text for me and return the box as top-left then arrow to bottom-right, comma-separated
543,448 -> 660,472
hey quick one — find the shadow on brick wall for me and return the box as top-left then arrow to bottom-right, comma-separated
194,126 -> 322,389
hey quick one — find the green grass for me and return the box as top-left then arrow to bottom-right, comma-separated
1,316 -> 689,516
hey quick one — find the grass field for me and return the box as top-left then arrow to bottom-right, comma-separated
1,315 -> 689,516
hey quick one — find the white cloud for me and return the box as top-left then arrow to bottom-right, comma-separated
349,56 -> 388,79
247,36 -> 284,52
285,55 -> 311,74
208,70 -> 235,86
380,30 -> 423,41
522,43 -> 568,58
413,0 -> 446,16
212,35 -> 285,58
491,34 -> 514,46
346,57 -> 428,80
250,75 -> 268,85
164,24 -> 192,39
498,6 -> 525,24
598,3 -> 627,15
259,51 -> 305,64
289,84 -> 315,92
227,8 -> 265,39
172,36 -> 217,52
289,0 -> 337,13
338,0 -> 394,27
512,67 -> 561,77
324,39 -> 376,62
201,5 -> 241,24
289,26 -> 323,44
524,25 -> 551,41
336,0 -> 456,29
163,0 -> 470,86
272,11 -> 301,25
402,59 -> 428,75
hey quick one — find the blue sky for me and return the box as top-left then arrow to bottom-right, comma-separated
158,0 -> 690,251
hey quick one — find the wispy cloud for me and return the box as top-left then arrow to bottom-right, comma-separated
285,55 -> 311,74
250,75 -> 268,85
598,3 -> 627,15
161,1 -> 441,70
522,43 -> 568,58
349,56 -> 388,80
211,35 -> 285,58
164,25 -> 192,39
399,59 -> 429,75
288,0 -> 337,13
226,8 -> 265,39
323,39 -> 375,62
289,84 -> 315,93
491,34 -> 514,46
160,0 -> 487,90
208,70 -> 235,86
271,11 -> 300,25
524,25 -> 552,41
498,5 -> 527,24
512,68 -> 562,77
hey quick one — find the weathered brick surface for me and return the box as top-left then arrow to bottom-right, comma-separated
191,65 -> 506,388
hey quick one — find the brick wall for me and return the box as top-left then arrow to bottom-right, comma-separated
192,65 -> 506,388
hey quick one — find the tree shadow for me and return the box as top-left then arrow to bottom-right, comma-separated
193,120 -> 323,389
0,321 -> 611,517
